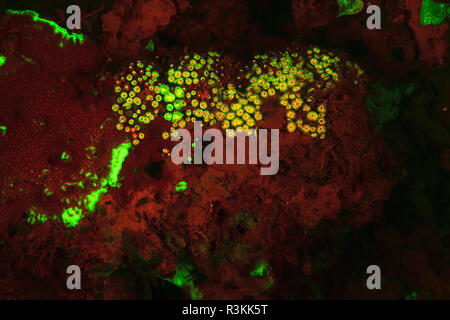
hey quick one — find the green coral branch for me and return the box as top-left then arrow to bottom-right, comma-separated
6,9 -> 85,45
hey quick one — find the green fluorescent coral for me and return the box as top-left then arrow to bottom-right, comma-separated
420,0 -> 448,26
250,261 -> 269,277
61,152 -> 70,161
0,126 -> 6,136
63,142 -> 131,226
62,207 -> 83,227
165,264 -> 203,300
250,261 -> 274,296
0,55 -> 5,67
84,185 -> 108,212
108,142 -> 132,187
5,9 -> 85,44
27,141 -> 132,228
145,39 -> 155,52
337,0 -> 365,17
27,207 -> 49,224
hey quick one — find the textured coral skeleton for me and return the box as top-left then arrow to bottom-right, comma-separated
0,0 -> 449,300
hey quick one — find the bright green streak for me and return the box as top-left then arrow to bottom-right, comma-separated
68,142 -> 131,223
145,39 -> 155,52
108,142 -> 132,187
64,142 -> 131,224
61,142 -> 130,227
337,0 -> 364,17
419,0 -> 448,26
0,56 -> 5,67
6,9 -> 85,44
0,126 -> 6,136
26,141 -> 133,228
250,260 -> 268,277
165,264 -> 203,300
84,185 -> 108,211
175,181 -> 187,192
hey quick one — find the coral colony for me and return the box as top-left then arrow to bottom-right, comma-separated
0,7 -> 392,299
0,0 -> 448,300
2,21 -> 365,228
110,48 -> 344,146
